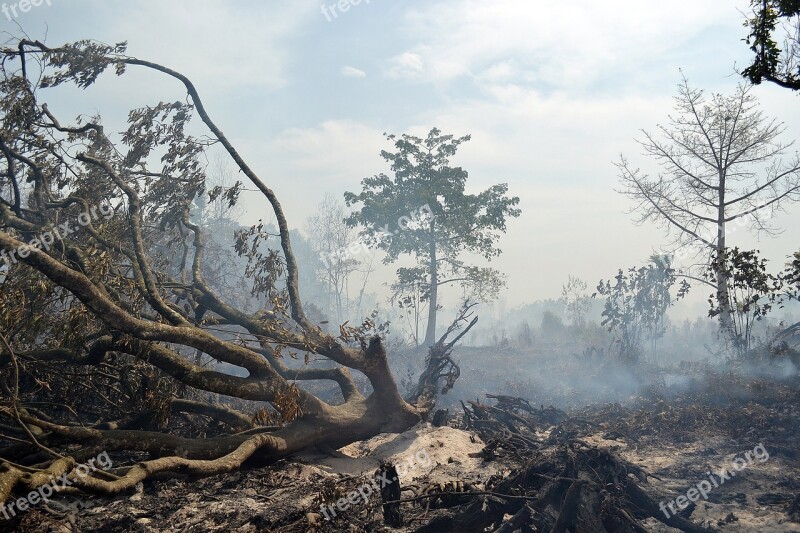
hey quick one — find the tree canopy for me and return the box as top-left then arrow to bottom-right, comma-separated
344,128 -> 520,346
742,0 -> 800,91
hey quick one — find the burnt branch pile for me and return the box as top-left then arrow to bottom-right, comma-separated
415,441 -> 711,533
439,395 -> 710,532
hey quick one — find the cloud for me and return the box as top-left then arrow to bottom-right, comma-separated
37,0 -> 318,92
247,120 -> 386,189
341,65 -> 367,78
388,0 -> 740,92
386,51 -> 425,79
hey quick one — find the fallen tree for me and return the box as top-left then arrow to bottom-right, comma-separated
0,38 -> 475,509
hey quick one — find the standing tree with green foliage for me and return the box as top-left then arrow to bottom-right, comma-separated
704,247 -> 782,355
742,0 -> 800,91
595,256 -> 689,361
777,251 -> 800,346
345,128 -> 520,347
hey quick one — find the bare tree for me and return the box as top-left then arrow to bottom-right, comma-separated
617,78 -> 800,339
391,275 -> 429,346
191,153 -> 251,311
201,152 -> 245,225
560,275 -> 591,328
305,193 -> 363,324
0,39 -> 472,503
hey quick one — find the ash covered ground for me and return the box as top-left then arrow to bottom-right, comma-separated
6,350 -> 798,533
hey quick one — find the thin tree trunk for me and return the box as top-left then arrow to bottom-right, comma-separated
423,221 -> 438,347
716,185 -> 736,349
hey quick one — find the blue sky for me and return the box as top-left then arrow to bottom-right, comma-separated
3,0 -> 799,318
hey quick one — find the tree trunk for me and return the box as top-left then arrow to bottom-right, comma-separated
424,220 -> 438,347
0,336 -> 430,501
716,187 -> 736,349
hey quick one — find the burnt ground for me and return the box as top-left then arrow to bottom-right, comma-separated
2,367 -> 799,532
574,373 -> 800,532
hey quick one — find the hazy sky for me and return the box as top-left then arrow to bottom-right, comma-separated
3,0 -> 799,319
